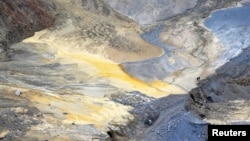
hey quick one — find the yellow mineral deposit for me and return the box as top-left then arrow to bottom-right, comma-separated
23,89 -> 132,129
18,8 -> 185,136
23,30 -> 185,98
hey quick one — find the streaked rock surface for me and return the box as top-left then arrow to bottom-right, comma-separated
122,0 -> 241,91
0,0 -> 185,140
0,0 -> 249,141
103,0 -> 197,24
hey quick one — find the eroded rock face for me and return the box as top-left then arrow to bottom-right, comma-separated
0,0 -> 56,140
188,47 -> 250,123
103,0 -> 197,24
0,0 -> 55,61
35,0 -> 164,63
187,3 -> 250,123
108,94 -> 208,141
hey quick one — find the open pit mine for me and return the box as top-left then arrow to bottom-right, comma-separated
0,0 -> 250,141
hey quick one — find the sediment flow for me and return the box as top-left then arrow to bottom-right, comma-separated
0,0 -> 249,141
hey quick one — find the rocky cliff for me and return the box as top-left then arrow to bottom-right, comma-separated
188,1 -> 250,123
188,47 -> 250,123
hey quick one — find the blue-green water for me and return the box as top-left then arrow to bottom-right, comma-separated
204,6 -> 250,67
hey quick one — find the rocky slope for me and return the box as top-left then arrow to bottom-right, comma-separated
0,0 -> 250,141
107,0 -> 250,141
0,0 -> 55,61
103,0 -> 197,25
48,0 -> 163,63
188,47 -> 250,123
122,0 -> 241,91
0,0 -> 183,140
188,1 -> 250,123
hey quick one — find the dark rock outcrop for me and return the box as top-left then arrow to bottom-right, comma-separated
187,47 -> 250,120
0,0 -> 55,61
108,94 -> 208,141
187,2 -> 250,121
